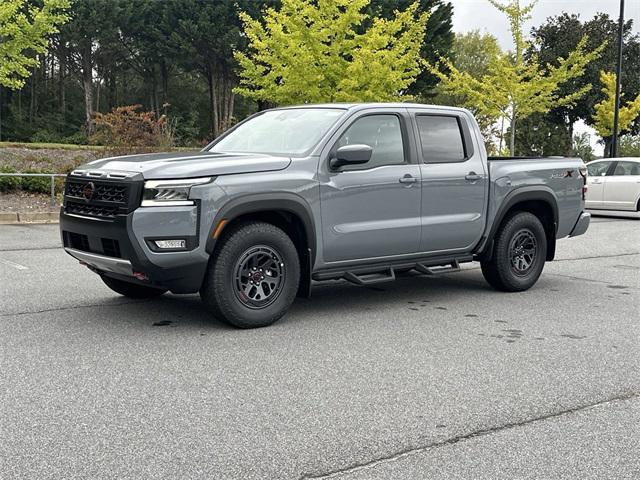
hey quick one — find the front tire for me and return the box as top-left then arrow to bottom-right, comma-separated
200,221 -> 300,328
481,212 -> 547,292
101,275 -> 167,298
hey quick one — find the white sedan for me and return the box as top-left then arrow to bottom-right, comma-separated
585,158 -> 640,213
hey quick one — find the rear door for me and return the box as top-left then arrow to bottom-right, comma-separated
585,161 -> 613,209
602,161 -> 640,210
409,109 -> 487,253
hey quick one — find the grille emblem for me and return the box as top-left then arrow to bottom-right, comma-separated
83,182 -> 95,201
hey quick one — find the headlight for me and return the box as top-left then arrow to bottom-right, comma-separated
141,177 -> 212,207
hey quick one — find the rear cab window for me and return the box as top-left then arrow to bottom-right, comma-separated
416,115 -> 467,163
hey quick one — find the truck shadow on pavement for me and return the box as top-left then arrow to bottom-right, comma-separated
105,269 -> 512,331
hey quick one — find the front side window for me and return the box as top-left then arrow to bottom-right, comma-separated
612,161 -> 640,176
417,115 -> 466,163
335,115 -> 405,170
586,161 -> 611,177
209,108 -> 345,156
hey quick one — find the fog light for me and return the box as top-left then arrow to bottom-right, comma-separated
154,239 -> 186,249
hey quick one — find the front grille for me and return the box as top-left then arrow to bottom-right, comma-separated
63,175 -> 142,220
66,201 -> 119,219
66,181 -> 128,203
63,231 -> 122,258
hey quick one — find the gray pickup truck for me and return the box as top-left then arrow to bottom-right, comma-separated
60,103 -> 590,328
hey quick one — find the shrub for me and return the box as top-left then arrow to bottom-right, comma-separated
92,105 -> 172,155
0,166 -> 22,192
31,129 -> 61,144
21,169 -> 53,194
62,130 -> 89,145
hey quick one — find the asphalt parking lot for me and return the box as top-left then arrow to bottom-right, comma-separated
1,217 -> 639,479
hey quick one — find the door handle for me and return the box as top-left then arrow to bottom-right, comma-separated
465,172 -> 482,182
399,174 -> 418,184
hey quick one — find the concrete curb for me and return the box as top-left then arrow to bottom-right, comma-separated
0,212 -> 59,224
0,212 -> 19,224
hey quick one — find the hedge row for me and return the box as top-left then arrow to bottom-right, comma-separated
0,166 -> 65,194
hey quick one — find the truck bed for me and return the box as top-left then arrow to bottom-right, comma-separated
486,156 -> 586,239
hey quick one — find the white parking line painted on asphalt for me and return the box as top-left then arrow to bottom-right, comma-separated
0,258 -> 29,270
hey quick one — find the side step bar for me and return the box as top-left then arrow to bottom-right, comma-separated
343,268 -> 396,286
314,256 -> 471,286
415,260 -> 460,275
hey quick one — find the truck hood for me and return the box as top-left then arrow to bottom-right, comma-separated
83,151 -> 291,179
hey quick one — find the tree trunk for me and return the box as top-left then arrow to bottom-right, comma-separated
107,72 -> 116,111
509,113 -> 516,156
58,44 -> 66,117
29,66 -> 36,125
81,43 -> 94,136
227,86 -> 235,132
603,136 -> 612,158
95,80 -> 101,113
205,69 -> 218,137
160,60 -> 169,107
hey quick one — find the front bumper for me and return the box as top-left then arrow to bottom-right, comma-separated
60,208 -> 208,294
569,211 -> 590,237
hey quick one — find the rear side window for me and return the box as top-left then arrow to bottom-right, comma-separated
586,161 -> 611,176
336,115 -> 405,170
612,161 -> 640,176
416,115 -> 466,163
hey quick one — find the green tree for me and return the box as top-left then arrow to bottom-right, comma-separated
367,0 -> 453,99
58,0 -> 124,134
166,0 -> 275,136
448,30 -> 501,79
619,135 -> 640,157
571,131 -> 595,162
0,0 -> 70,89
118,0 -> 174,114
512,112 -> 571,156
235,0 -> 429,105
593,70 -> 640,156
530,13 -> 640,139
432,30 -> 502,151
429,0 -> 603,155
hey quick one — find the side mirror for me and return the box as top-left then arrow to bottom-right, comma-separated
330,144 -> 373,170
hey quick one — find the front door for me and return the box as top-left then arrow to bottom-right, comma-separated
410,110 -> 487,253
319,111 -> 421,263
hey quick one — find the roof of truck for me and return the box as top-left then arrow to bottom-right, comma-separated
273,103 -> 471,114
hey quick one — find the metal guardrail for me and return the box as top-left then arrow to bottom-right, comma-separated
0,173 -> 67,206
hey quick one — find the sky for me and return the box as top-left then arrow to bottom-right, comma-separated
447,0 -> 640,156
448,0 -> 639,50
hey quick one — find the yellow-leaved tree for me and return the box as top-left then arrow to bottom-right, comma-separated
0,0 -> 70,89
429,0 -> 604,155
234,0 -> 429,105
593,70 -> 640,154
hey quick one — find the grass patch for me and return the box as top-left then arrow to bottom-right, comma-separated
0,141 -> 105,151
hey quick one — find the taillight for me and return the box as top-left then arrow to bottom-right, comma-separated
579,166 -> 588,200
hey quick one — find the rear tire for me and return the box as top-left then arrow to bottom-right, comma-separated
481,212 -> 547,292
200,221 -> 300,328
101,275 -> 167,298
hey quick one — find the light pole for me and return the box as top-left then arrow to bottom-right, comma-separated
611,0 -> 625,158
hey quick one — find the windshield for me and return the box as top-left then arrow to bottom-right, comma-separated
208,108 -> 346,156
